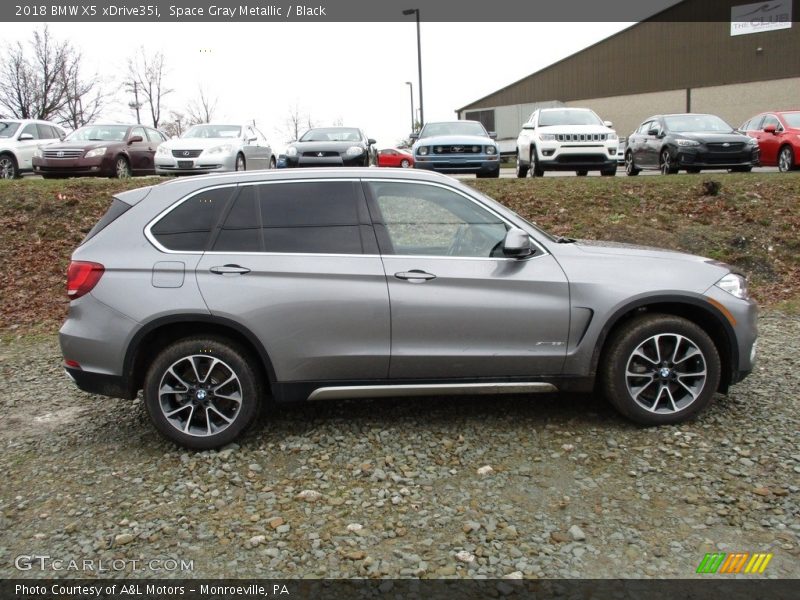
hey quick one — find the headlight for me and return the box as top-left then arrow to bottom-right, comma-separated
418,146 -> 429,156
715,273 -> 749,300
156,145 -> 170,156
747,137 -> 758,145
286,147 -> 298,157
85,147 -> 107,158
204,144 -> 233,155
539,134 -> 556,141
33,147 -> 43,158
346,146 -> 364,156
676,139 -> 700,147
485,146 -> 497,155
607,133 -> 618,141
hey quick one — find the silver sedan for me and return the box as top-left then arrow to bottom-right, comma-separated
155,123 -> 275,175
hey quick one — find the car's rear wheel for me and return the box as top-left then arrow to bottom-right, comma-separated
235,154 -> 246,171
400,159 -> 410,168
0,154 -> 20,179
144,336 -> 262,449
660,149 -> 678,174
515,152 -> 528,178
625,151 -> 640,176
601,314 -> 720,425
778,146 -> 795,172
114,156 -> 131,179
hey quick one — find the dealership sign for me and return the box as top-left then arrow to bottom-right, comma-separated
731,1 -> 792,36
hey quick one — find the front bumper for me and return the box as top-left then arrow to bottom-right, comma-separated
155,153 -> 237,175
703,284 -> 758,388
535,144 -> 618,171
32,155 -> 114,177
674,146 -> 759,169
284,154 -> 368,168
413,155 -> 500,175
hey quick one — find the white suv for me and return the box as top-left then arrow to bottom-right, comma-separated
515,108 -> 618,177
0,119 -> 66,179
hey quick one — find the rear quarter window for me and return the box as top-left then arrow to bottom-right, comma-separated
82,198 -> 132,245
150,187 -> 234,251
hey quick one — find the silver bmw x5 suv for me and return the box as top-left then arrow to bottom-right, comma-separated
61,169 -> 757,449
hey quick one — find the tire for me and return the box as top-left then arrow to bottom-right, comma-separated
660,149 -> 678,175
778,146 -> 795,172
113,156 -> 131,179
235,154 -> 246,172
576,170 -> 588,177
530,147 -> 544,177
143,336 -> 262,450
624,151 -> 640,176
601,168 -> 616,177
601,314 -> 721,426
515,152 -> 528,178
0,153 -> 20,179
400,159 -> 410,168
269,156 -> 276,169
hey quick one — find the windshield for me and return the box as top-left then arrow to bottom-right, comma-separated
782,113 -> 800,128
300,128 -> 362,142
183,125 -> 241,139
538,110 -> 603,127
66,125 -> 129,142
419,122 -> 488,138
664,114 -> 733,133
0,122 -> 21,138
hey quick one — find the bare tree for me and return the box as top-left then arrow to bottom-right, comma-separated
127,48 -> 173,128
186,86 -> 218,125
0,25 -> 88,122
56,55 -> 106,130
161,111 -> 188,138
282,101 -> 317,141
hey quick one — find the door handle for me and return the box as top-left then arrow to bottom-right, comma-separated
395,270 -> 436,282
210,264 -> 251,275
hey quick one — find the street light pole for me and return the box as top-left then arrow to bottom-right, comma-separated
405,81 -> 415,133
402,8 -> 424,128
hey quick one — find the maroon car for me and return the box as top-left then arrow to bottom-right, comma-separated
741,110 -> 800,172
32,123 -> 167,178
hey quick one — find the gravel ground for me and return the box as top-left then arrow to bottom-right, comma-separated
0,313 -> 798,580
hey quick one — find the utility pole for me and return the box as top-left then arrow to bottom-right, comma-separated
128,80 -> 141,124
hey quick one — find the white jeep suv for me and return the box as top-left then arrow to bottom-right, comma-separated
0,119 -> 66,179
515,108 -> 618,177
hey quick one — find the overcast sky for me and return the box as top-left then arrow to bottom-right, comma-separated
6,21 -> 636,148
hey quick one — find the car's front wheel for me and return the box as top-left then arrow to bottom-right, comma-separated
601,314 -> 720,425
269,156 -> 276,169
235,154 -> 246,171
660,149 -> 678,174
143,337 -> 262,449
400,159 -> 411,168
778,146 -> 795,172
515,152 -> 528,178
0,153 -> 20,179
625,151 -> 640,176
113,156 -> 131,179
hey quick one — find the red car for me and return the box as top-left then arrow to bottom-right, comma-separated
377,148 -> 414,168
740,110 -> 800,172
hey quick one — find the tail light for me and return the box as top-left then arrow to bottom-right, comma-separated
67,261 -> 104,300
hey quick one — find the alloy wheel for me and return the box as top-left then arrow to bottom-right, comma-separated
116,158 -> 130,178
778,147 -> 793,172
0,156 -> 15,179
625,333 -> 707,414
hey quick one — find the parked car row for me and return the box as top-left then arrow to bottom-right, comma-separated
514,108 -> 800,178
0,119 -> 67,179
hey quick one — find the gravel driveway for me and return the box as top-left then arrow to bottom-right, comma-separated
1,313 -> 798,580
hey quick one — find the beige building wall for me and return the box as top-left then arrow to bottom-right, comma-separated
690,77 -> 800,129
565,90 -> 686,138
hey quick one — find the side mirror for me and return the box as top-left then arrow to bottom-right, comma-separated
647,128 -> 660,137
128,135 -> 143,144
488,131 -> 497,139
522,124 -> 535,130
368,138 -> 376,145
763,124 -> 777,134
18,133 -> 34,141
502,228 -> 533,258
409,132 -> 419,140
603,120 -> 613,128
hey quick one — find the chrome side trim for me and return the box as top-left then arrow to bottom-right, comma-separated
307,382 -> 558,401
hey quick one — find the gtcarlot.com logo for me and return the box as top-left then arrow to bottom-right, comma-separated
14,554 -> 194,573
696,552 -> 773,574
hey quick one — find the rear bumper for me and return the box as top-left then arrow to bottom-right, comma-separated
64,367 -> 135,399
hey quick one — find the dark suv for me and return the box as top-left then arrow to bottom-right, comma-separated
62,169 -> 757,448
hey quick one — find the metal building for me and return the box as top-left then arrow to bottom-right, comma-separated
456,0 -> 799,154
